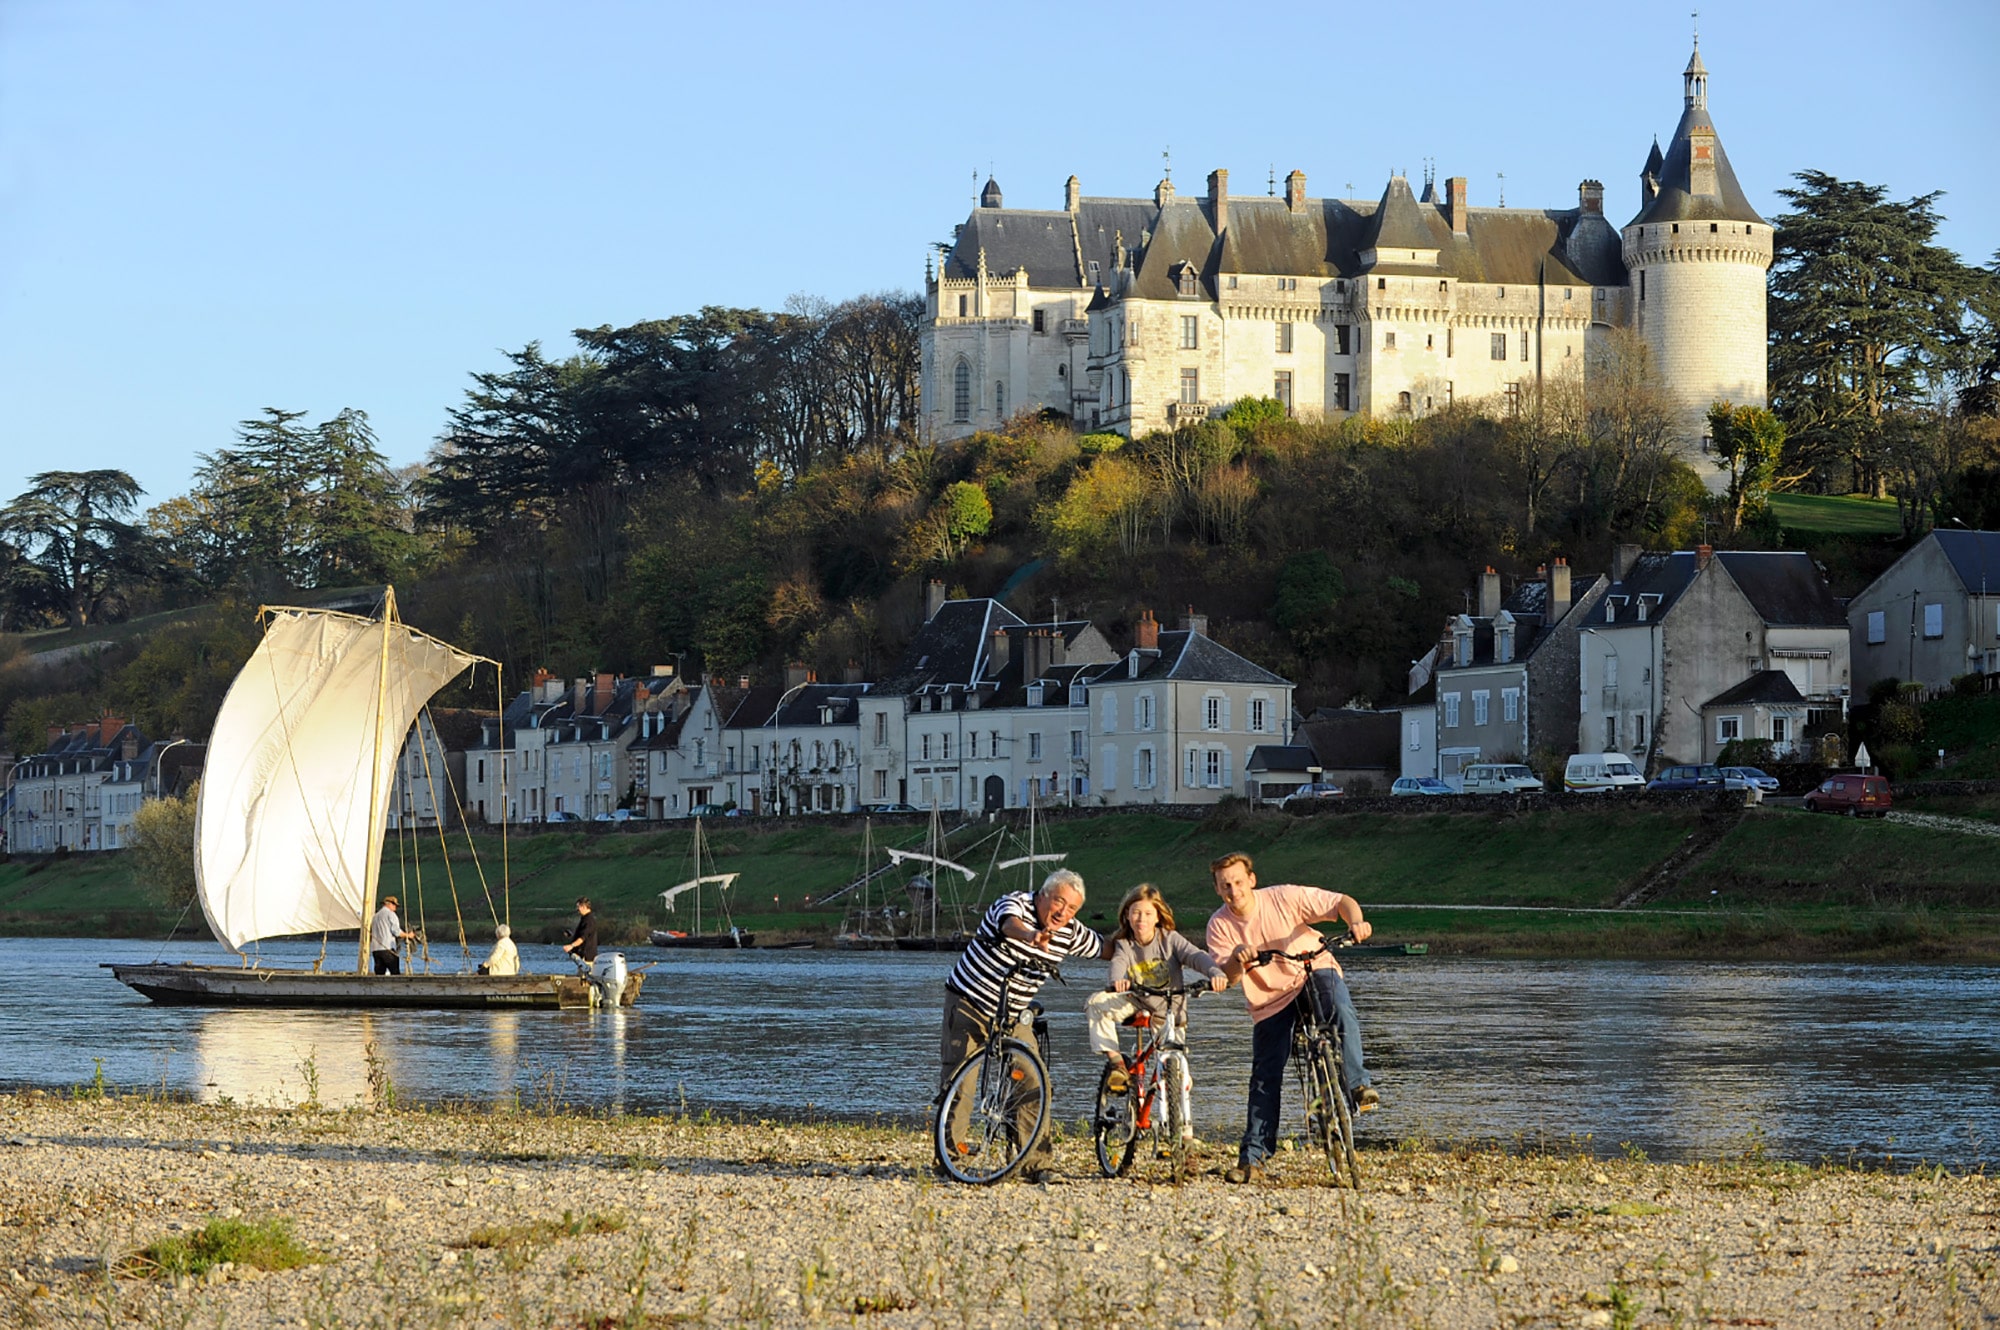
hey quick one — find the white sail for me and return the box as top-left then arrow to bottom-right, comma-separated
658,873 -> 739,912
194,607 -> 480,950
885,847 -> 977,881
995,852 -> 1067,871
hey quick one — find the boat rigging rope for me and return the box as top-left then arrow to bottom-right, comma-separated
152,893 -> 200,964
412,704 -> 481,965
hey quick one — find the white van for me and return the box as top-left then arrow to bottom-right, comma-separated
1564,752 -> 1645,794
1460,763 -> 1546,795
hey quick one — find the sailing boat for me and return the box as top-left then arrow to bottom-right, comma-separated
106,591 -> 639,1009
650,817 -> 755,948
891,805 -> 980,951
832,818 -> 898,950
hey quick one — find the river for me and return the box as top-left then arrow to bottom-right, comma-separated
4,938 -> 1994,1168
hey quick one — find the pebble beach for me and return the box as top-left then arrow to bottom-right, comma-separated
2,1092 -> 1992,1328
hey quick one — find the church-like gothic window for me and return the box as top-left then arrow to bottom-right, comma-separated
952,361 -> 971,422
958,295 -> 968,317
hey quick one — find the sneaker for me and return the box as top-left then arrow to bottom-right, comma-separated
1354,1085 -> 1381,1113
1021,1167 -> 1054,1185
1223,1162 -> 1265,1185
1105,1068 -> 1129,1094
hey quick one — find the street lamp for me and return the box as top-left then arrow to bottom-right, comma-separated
150,737 -> 189,800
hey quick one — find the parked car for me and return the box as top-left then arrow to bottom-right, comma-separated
687,803 -> 737,817
1721,766 -> 1779,793
1391,777 -> 1455,797
1460,763 -> 1545,795
1803,774 -> 1893,817
547,810 -> 584,823
592,809 -> 633,822
1646,764 -> 1725,792
1280,781 -> 1344,807
1563,752 -> 1646,794
860,802 -> 922,814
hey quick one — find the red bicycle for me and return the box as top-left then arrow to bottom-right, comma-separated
1091,981 -> 1213,1181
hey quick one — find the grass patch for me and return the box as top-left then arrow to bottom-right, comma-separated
1911,693 -> 2000,781
1770,491 -> 1903,535
122,1216 -> 322,1280
460,1209 -> 627,1251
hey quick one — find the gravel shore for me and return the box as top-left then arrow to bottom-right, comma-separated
2,1092 -> 1992,1328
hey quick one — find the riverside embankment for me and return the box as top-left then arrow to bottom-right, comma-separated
2,1095 -> 1991,1328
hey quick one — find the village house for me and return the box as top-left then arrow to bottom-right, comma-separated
1846,529 -> 2000,693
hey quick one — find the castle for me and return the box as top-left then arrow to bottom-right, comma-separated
920,43 -> 1770,478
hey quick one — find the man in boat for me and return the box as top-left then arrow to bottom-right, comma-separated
939,868 -> 1110,1183
561,898 -> 600,970
1204,851 -> 1380,1184
480,924 -> 519,976
369,897 -> 414,975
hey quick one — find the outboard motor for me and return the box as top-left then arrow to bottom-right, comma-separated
588,952 -> 628,1007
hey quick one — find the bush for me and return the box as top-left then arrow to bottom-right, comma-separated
1715,738 -> 1777,770
1875,700 -> 1926,746
1867,677 -> 1904,707
1953,672 -> 1985,696
1878,743 -> 1927,780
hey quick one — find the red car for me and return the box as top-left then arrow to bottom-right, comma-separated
1803,774 -> 1893,817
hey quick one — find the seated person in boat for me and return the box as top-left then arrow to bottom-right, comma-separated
369,897 -> 414,975
480,924 -> 519,976
562,899 -> 599,968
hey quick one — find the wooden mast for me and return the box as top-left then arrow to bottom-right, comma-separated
357,586 -> 399,973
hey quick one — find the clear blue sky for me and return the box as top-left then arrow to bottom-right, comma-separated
4,0 -> 1995,511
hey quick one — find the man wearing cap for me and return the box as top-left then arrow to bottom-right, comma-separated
370,896 -> 414,975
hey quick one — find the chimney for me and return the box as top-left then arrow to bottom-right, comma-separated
1478,566 -> 1501,619
1065,174 -> 1081,213
785,662 -> 810,690
1579,179 -> 1604,216
1179,606 -> 1209,637
652,663 -> 675,678
1612,543 -> 1642,581
1155,176 -> 1175,208
736,674 -> 752,690
844,659 -> 864,685
571,679 -> 588,712
47,724 -> 63,749
1134,608 -> 1160,652
1285,169 -> 1307,214
1022,630 -> 1048,684
924,577 -> 946,622
121,731 -> 140,762
989,627 -> 1013,674
1208,168 -> 1229,233
1546,557 -> 1572,626
594,672 -> 615,714
1447,176 -> 1469,235
1687,127 -> 1719,198
1696,543 -> 1714,572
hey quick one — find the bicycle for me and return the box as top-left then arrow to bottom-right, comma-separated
1249,928 -> 1363,1189
1092,980 -> 1215,1181
933,959 -> 1061,1185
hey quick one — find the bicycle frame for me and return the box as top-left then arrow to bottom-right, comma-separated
1251,930 -> 1363,1188
934,956 -> 1062,1185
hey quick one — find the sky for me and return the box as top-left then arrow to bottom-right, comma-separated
3,0 -> 1996,512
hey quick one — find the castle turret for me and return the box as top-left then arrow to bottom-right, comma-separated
1621,42 -> 1773,488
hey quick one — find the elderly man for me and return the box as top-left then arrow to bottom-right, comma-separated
939,868 -> 1109,1182
369,896 -> 414,975
1206,851 -> 1380,1184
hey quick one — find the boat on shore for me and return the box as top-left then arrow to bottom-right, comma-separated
106,589 -> 640,1010
651,819 -> 756,949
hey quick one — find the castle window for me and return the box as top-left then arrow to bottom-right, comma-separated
1564,289 -> 1572,301
1521,332 -> 1529,362
1425,333 -> 1433,350
1672,224 -> 1680,233
1335,324 -> 1351,355
1178,265 -> 1198,296
1490,333 -> 1507,360
1498,287 -> 1505,299
1274,371 -> 1293,414
1057,363 -> 1067,378
952,361 -> 971,422
1180,316 -> 1199,349
1227,275 -> 1238,288
1088,260 -> 1100,283
1377,277 -> 1386,291
1032,309 -> 1045,332
1710,223 -> 1719,233
1639,271 -> 1646,301
1383,330 -> 1396,349
1179,368 -> 1200,404
1333,373 -> 1351,410
958,295 -> 968,317
1397,391 -> 1412,413
1447,328 -> 1454,357
1276,322 -> 1293,353
995,381 -> 1006,417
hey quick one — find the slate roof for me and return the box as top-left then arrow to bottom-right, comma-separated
1364,176 -> 1436,251
875,599 -> 1026,696
766,683 -> 871,728
1931,530 -> 2000,595
721,686 -> 784,731
1246,744 -> 1316,774
1705,670 -> 1807,709
1104,631 -> 1289,686
1627,57 -> 1766,227
1293,710 -> 1399,772
1579,551 -> 1844,629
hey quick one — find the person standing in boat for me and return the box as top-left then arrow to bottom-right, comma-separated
562,899 -> 600,970
369,896 -> 414,975
480,924 -> 519,976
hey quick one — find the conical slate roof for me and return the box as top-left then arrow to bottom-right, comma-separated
1628,50 -> 1766,228
1364,175 -> 1436,252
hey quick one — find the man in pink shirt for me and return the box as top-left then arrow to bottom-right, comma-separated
1205,850 -> 1379,1183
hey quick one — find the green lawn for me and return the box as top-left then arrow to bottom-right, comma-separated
1769,491 -> 1903,536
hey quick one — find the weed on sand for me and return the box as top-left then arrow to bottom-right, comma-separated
121,1215 -> 322,1280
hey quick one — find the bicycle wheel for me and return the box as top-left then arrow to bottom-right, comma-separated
1161,1052 -> 1190,1183
935,1038 -> 1051,1185
1092,1060 -> 1139,1178
1315,1040 -> 1363,1190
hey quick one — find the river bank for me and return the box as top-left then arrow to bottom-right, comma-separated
2,1094 -> 1990,1329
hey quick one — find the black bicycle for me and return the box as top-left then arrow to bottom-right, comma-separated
1250,929 -> 1362,1189
933,959 -> 1060,1185
1092,980 -> 1215,1182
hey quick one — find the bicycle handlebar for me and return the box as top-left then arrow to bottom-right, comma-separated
1124,981 -> 1219,999
1248,925 -> 1354,969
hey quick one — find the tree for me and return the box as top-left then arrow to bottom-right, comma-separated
128,783 -> 200,910
1768,172 -> 1987,494
932,481 -> 992,560
1272,550 -> 1345,663
1707,402 -> 1789,532
0,470 -> 148,627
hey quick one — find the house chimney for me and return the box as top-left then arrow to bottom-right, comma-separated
1208,168 -> 1229,233
652,663 -> 675,678
1179,606 -> 1209,637
47,724 -> 63,749
593,672 -> 615,713
988,627 -> 1013,674
1134,608 -> 1160,651
1285,169 -> 1307,214
1155,176 -> 1175,208
1447,176 -> 1469,235
844,659 -> 864,684
121,731 -> 140,762
1696,543 -> 1714,572
1022,630 -> 1048,684
1687,127 -> 1719,199
1578,179 -> 1604,217
1546,557 -> 1572,626
1065,174 -> 1081,213
785,662 -> 810,690
1612,543 -> 1642,581
924,577 -> 946,622
736,674 -> 752,690
1478,566 -> 1502,619
571,679 -> 588,712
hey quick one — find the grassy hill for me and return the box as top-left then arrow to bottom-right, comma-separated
1769,492 -> 1903,536
6,801 -> 1998,960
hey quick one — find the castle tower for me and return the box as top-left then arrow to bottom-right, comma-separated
1620,42 -> 1773,488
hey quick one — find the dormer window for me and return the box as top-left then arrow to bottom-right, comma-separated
1176,263 -> 1199,297
1028,682 -> 1045,707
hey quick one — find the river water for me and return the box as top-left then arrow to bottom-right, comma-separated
4,938 -> 1994,1168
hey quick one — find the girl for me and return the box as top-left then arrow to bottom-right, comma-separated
1085,884 -> 1228,1138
